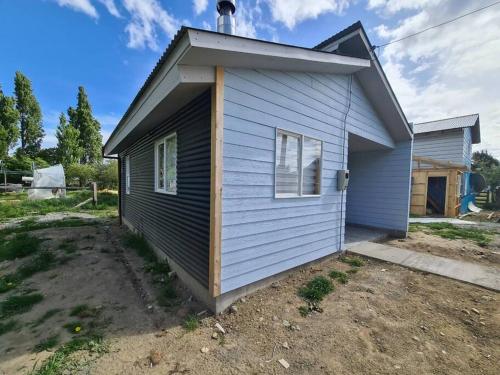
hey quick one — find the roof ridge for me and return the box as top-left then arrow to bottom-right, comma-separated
414,113 -> 479,126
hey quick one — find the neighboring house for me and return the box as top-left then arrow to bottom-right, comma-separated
103,20 -> 413,312
410,114 -> 481,216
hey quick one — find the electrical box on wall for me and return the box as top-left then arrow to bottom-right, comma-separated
337,169 -> 349,191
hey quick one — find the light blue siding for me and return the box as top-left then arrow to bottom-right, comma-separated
413,129 -> 465,167
220,68 -> 402,294
346,140 -> 413,232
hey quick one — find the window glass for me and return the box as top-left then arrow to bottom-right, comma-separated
125,155 -> 130,194
302,137 -> 322,195
157,142 -> 165,190
276,131 -> 300,196
165,135 -> 177,193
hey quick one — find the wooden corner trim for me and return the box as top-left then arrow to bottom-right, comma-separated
209,66 -> 224,297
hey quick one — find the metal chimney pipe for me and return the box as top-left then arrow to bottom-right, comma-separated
217,0 -> 236,35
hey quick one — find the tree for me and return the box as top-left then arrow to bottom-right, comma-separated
56,112 -> 83,167
473,150 -> 500,190
68,86 -> 102,164
65,163 -> 97,187
14,72 -> 44,156
37,147 -> 59,166
0,85 -> 20,159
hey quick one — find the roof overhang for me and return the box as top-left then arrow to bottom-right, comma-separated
314,23 -> 413,143
104,28 -> 371,156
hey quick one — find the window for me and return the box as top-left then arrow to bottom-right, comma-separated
275,129 -> 322,197
125,155 -> 130,195
155,133 -> 177,194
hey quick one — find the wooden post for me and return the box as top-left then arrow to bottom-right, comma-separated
209,66 -> 224,298
92,182 -> 98,207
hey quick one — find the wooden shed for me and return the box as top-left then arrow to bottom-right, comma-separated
411,157 -> 467,217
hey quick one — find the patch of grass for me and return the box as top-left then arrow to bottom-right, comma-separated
31,309 -> 63,327
183,315 -> 199,331
346,268 -> 358,274
0,191 -> 118,221
29,334 -> 108,375
33,335 -> 59,352
329,270 -> 349,284
0,320 -> 18,335
412,223 -> 493,246
58,239 -> 78,254
298,276 -> 334,303
340,256 -> 365,267
0,233 -> 40,261
145,261 -> 171,275
63,321 -> 84,334
69,304 -> 99,319
0,251 -> 57,293
17,251 -> 57,279
0,293 -> 44,319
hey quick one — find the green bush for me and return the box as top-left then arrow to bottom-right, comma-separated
65,163 -> 97,187
95,161 -> 118,190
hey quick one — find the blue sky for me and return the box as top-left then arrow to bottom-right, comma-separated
1,0 -> 499,157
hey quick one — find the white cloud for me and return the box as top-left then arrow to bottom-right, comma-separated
56,0 -> 99,18
375,0 -> 500,158
98,0 -> 121,17
263,0 -> 350,29
237,1 -> 258,38
193,0 -> 209,15
122,0 -> 180,51
202,20 -> 212,30
367,0 -> 443,15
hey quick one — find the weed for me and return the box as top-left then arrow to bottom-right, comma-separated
183,315 -> 199,331
298,276 -> 334,303
298,306 -> 309,317
145,261 -> 171,275
157,284 -> 178,307
69,304 -> 99,319
0,233 -> 40,261
0,274 -> 19,293
0,320 -> 18,335
340,256 -> 364,267
33,335 -> 59,352
29,334 -> 108,375
63,321 -> 83,334
346,268 -> 358,274
58,240 -> 78,254
123,233 -> 156,262
31,309 -> 63,327
329,270 -> 349,284
0,293 -> 44,319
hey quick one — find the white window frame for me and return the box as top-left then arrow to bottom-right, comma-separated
154,132 -> 177,195
125,155 -> 130,195
274,128 -> 323,199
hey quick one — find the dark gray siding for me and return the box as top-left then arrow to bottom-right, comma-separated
120,91 -> 211,288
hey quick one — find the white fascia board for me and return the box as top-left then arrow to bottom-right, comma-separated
185,29 -> 370,74
104,66 -> 214,155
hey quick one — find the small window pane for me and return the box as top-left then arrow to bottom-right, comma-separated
125,155 -> 130,194
276,131 -> 300,196
302,137 -> 322,195
157,142 -> 165,189
165,135 -> 177,193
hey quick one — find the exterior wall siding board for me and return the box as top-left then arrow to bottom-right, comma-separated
220,68 -> 397,294
413,129 -> 465,167
120,91 -> 211,288
346,140 -> 413,232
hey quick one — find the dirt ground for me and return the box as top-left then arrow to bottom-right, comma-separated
384,229 -> 500,268
1,220 -> 499,375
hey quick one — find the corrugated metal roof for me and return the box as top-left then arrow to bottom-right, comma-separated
413,114 -> 480,143
413,114 -> 479,133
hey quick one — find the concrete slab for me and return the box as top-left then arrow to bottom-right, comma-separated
345,225 -> 389,248
348,242 -> 500,292
409,218 -> 476,225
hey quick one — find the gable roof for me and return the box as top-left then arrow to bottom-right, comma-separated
104,27 -> 370,155
413,114 -> 481,143
314,21 -> 412,141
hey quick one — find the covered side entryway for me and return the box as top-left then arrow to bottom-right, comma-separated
344,133 -> 413,241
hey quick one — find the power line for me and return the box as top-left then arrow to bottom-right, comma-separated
374,1 -> 500,49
